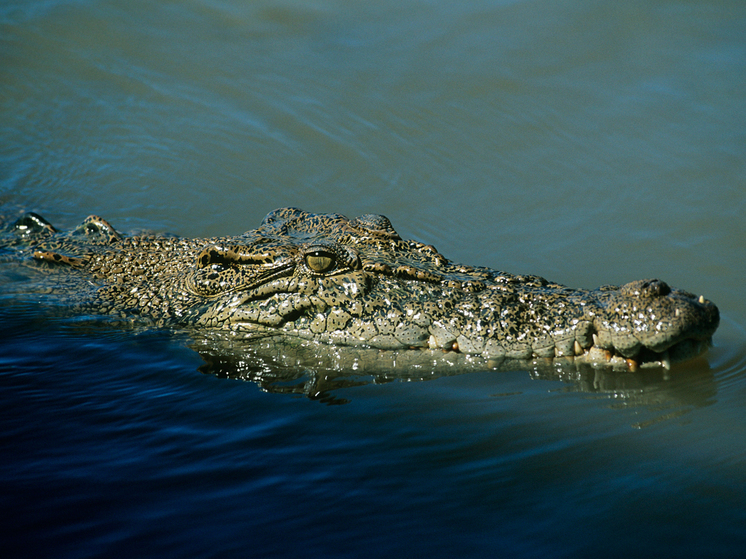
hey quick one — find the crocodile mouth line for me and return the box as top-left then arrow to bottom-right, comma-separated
567,337 -> 712,371
437,336 -> 713,371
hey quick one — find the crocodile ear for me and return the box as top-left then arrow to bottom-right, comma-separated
33,250 -> 87,268
198,246 -> 219,268
196,245 -> 238,270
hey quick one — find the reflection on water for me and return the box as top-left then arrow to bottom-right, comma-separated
193,331 -> 718,419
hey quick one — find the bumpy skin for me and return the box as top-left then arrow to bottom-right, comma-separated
3,208 -> 719,369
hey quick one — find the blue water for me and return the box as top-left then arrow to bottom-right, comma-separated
2,1 -> 745,557
3,309 -> 745,558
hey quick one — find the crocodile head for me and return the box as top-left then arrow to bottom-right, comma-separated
182,208 -> 719,370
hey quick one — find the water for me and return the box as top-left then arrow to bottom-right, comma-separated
1,0 -> 745,557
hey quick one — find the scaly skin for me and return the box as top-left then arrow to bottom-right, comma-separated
2,207 -> 719,370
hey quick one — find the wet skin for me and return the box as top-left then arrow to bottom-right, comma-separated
3,208 -> 720,370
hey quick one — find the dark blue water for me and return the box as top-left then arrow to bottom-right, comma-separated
2,296 -> 745,558
2,0 -> 745,557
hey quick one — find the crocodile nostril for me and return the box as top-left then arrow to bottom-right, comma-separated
642,279 -> 671,297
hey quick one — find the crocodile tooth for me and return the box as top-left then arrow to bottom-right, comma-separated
574,340 -> 583,355
698,295 -> 705,304
626,358 -> 639,372
592,333 -> 600,347
661,350 -> 671,370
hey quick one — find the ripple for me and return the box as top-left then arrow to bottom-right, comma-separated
707,313 -> 746,389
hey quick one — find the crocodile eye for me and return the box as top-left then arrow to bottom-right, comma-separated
305,251 -> 336,273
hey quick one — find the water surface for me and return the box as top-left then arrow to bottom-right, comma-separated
1,1 -> 745,557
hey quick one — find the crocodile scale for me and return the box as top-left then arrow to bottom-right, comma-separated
2,207 -> 720,370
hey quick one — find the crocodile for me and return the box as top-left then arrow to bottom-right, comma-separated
1,207 -> 719,371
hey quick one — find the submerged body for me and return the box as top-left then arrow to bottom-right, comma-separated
2,207 -> 719,370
